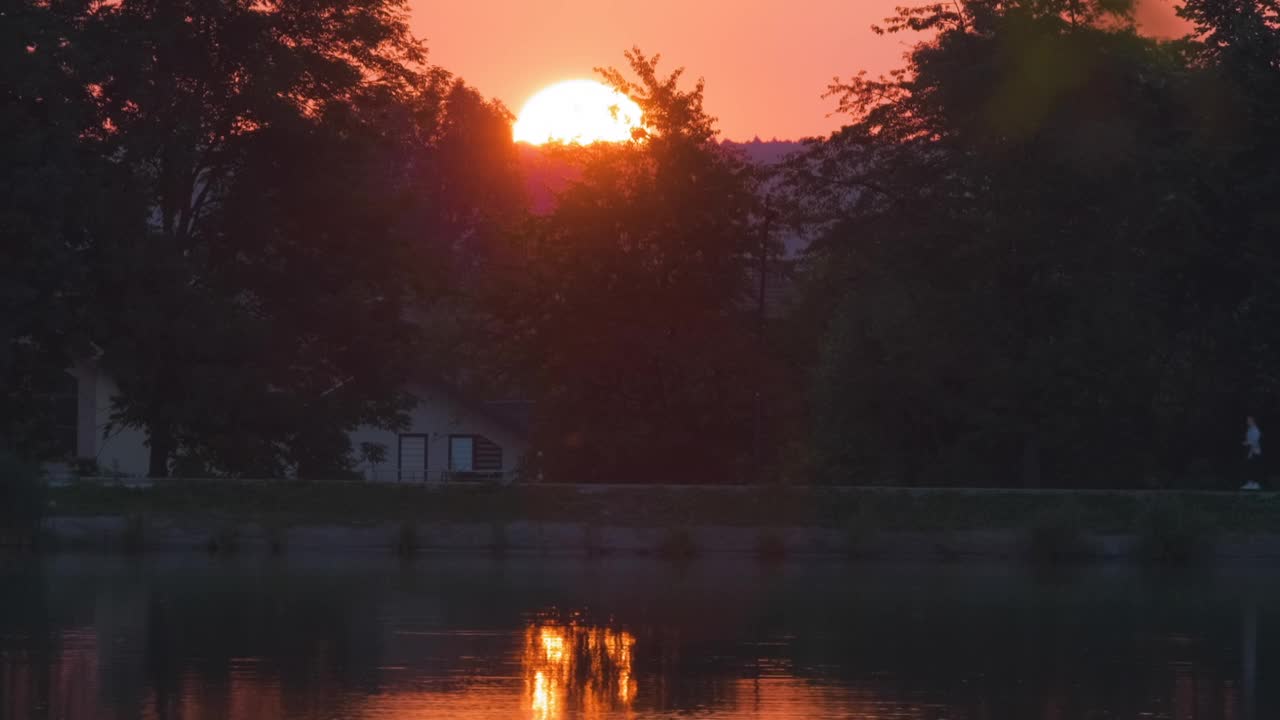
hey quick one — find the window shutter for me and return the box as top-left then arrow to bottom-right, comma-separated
474,436 -> 503,472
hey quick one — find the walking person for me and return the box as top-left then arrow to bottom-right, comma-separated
1242,416 -> 1263,491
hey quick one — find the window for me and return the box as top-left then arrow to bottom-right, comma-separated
397,434 -> 427,482
449,435 -> 503,474
449,436 -> 474,472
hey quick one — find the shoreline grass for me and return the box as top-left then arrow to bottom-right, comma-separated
45,481 -> 1280,536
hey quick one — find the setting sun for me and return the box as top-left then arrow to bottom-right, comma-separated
513,79 -> 643,145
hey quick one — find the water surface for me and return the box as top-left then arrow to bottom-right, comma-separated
1,555 -> 1274,719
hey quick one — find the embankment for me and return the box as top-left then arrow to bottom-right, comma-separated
24,481 -> 1280,561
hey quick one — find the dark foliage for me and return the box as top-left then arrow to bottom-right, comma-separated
9,0 -> 1280,489
788,0 -> 1280,487
3,1 -> 519,477
487,50 -> 788,484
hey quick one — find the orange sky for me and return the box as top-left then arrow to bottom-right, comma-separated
411,0 -> 1189,141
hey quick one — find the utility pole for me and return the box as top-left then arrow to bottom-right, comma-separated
757,201 -> 770,335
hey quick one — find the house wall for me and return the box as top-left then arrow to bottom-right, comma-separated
71,364 -> 151,477
66,369 -> 525,481
347,385 -> 527,483
95,375 -> 151,477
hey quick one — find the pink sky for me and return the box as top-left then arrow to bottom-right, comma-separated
410,0 -> 1188,141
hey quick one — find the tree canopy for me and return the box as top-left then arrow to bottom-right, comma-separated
9,0 -> 1280,488
482,50 -> 786,483
789,0 -> 1280,487
3,0 -> 520,477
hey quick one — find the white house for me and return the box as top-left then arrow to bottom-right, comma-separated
66,363 -> 529,482
69,362 -> 151,478
347,386 -> 529,483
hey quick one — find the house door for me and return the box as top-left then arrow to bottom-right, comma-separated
448,436 -> 474,473
398,435 -> 427,482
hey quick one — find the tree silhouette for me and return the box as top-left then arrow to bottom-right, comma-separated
488,50 -> 780,483
790,0 -> 1256,487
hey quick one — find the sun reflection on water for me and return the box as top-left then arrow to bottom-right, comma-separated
523,620 -> 636,720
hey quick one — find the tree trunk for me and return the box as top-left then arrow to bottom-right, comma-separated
147,427 -> 173,478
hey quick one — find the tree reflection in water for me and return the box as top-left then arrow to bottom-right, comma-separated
2,560 -> 1277,720
523,620 -> 636,719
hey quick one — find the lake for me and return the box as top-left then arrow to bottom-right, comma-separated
0,555 -> 1273,719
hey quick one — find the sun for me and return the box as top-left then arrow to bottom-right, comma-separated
513,79 -> 643,145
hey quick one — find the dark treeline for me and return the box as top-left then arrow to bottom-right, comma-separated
5,0 -> 1280,487
4,0 -> 521,478
791,0 -> 1280,487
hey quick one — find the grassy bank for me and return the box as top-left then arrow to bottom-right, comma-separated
47,481 -> 1280,535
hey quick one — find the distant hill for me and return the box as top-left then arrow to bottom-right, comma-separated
721,140 -> 812,259
721,139 -> 807,166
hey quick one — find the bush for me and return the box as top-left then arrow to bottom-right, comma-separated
1025,501 -> 1099,564
1,451 -> 48,545
1136,496 -> 1215,565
